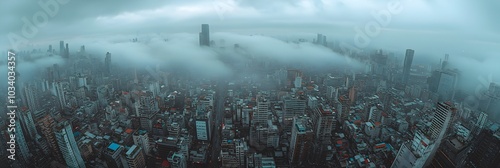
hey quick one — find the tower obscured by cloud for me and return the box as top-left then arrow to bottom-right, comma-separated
105,52 -> 111,76
402,49 -> 414,85
199,24 -> 210,46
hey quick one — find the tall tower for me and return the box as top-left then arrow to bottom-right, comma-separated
289,116 -> 314,165
402,49 -> 414,85
428,102 -> 456,140
105,52 -> 112,76
338,95 -> 351,124
254,93 -> 270,126
54,121 -> 86,168
59,41 -> 65,56
124,145 -> 146,168
65,43 -> 69,58
38,115 -> 64,163
199,24 -> 210,46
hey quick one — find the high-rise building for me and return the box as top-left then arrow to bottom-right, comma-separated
315,34 -> 327,46
392,131 -> 434,168
105,52 -> 112,76
15,118 -> 31,165
38,115 -> 64,163
19,109 -> 38,140
59,41 -> 65,56
402,49 -> 414,85
337,95 -> 351,124
195,112 -> 211,141
105,143 -> 124,168
123,145 -> 146,168
428,102 -> 456,140
199,24 -> 210,46
133,130 -> 150,155
65,43 -> 69,58
289,116 -> 314,165
428,69 -> 458,101
283,95 -> 306,122
254,93 -> 270,126
463,129 -> 500,167
22,84 -> 41,112
480,82 -> 500,122
54,121 -> 86,168
312,104 -> 336,143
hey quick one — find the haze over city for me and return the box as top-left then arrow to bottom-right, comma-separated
1,0 -> 500,168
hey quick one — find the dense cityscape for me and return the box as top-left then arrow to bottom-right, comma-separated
1,23 -> 499,168
2,1 -> 500,168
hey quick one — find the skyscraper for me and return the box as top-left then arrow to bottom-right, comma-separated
428,102 -> 456,140
199,24 -> 210,46
124,145 -> 146,168
254,93 -> 270,125
402,49 -> 414,85
65,43 -> 69,58
464,129 -> 500,167
54,121 -> 86,168
105,52 -> 112,76
38,115 -> 64,163
59,41 -> 65,56
480,82 -> 500,122
289,116 -> 314,165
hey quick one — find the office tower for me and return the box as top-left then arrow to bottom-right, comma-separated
134,91 -> 159,132
480,82 -> 500,122
337,95 -> 351,124
312,104 -> 336,143
428,102 -> 456,140
199,24 -> 210,46
254,93 -> 270,126
53,82 -> 67,110
428,69 -> 458,101
54,121 -> 86,168
23,84 -> 41,112
283,94 -> 306,122
105,52 -> 111,76
289,116 -> 314,165
59,41 -> 64,56
463,129 -> 500,167
133,130 -> 150,155
391,130 -> 434,168
15,118 -> 31,165
124,145 -> 146,168
80,45 -> 85,53
65,43 -> 69,58
196,116 -> 211,141
315,34 -> 327,46
19,109 -> 38,140
476,111 -> 488,130
105,143 -> 124,168
402,49 -> 414,85
38,115 -> 64,163
235,139 -> 248,166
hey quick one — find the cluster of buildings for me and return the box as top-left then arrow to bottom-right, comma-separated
1,24 -> 499,168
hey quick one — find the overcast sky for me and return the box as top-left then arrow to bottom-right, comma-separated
1,0 -> 499,88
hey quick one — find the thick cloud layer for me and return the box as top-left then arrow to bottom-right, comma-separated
0,0 -> 498,94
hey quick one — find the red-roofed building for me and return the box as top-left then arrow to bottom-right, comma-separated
161,159 -> 171,168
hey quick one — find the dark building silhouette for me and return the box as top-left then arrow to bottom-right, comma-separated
402,49 -> 414,85
464,129 -> 500,168
199,24 -> 210,46
59,41 -> 65,56
105,52 -> 111,76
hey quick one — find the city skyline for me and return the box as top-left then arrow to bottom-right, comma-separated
1,1 -> 500,168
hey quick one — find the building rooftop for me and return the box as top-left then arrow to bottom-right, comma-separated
108,143 -> 120,151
